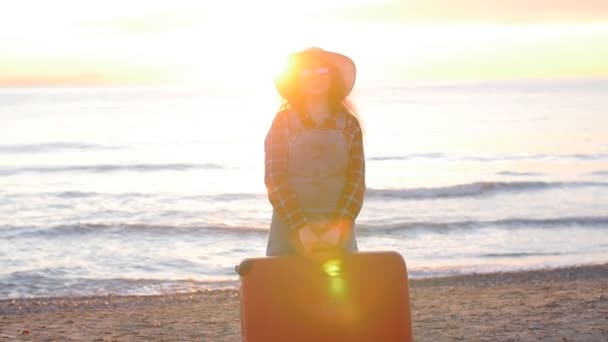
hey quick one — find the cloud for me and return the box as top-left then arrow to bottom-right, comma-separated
320,0 -> 608,24
90,8 -> 208,35
2,0 -> 607,86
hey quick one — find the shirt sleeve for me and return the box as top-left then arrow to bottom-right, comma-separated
336,115 -> 366,222
264,111 -> 308,230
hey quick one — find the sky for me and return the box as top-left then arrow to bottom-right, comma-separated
1,0 -> 607,87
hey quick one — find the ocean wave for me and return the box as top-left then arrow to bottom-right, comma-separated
0,272 -> 238,299
0,163 -> 224,176
4,180 -> 607,202
7,191 -> 263,202
368,153 -> 608,162
368,153 -> 445,161
365,181 -> 608,200
55,191 -> 106,198
357,216 -> 608,235
496,171 -> 545,177
0,142 -> 122,154
4,216 -> 607,239
1,222 -> 267,239
479,252 -> 564,258
207,193 -> 265,201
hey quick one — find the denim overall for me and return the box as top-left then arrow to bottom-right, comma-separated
266,111 -> 358,256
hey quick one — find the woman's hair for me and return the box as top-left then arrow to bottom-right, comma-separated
278,62 -> 363,129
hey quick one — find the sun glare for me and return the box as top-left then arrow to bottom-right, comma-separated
180,0 -> 358,87
1,1 -> 607,87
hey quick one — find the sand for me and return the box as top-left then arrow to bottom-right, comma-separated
1,263 -> 606,341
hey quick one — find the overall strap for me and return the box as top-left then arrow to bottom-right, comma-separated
335,112 -> 347,130
287,109 -> 347,131
287,109 -> 303,131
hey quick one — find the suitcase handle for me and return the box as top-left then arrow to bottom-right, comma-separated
235,259 -> 254,276
235,251 -> 347,277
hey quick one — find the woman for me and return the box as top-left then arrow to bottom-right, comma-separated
265,47 -> 366,256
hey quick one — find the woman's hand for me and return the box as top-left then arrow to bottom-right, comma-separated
289,224 -> 333,255
290,218 -> 354,255
330,218 -> 354,248
319,226 -> 341,245
298,226 -> 321,252
309,219 -> 354,248
289,225 -> 321,254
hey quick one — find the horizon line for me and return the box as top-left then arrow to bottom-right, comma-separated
2,76 -> 608,91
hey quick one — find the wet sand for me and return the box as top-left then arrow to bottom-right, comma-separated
1,264 -> 606,341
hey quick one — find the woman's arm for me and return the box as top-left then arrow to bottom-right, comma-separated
336,115 -> 366,224
264,111 -> 309,231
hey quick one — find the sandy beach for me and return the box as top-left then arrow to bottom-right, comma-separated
1,263 -> 606,341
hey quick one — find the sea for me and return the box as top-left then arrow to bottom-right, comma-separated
1,78 -> 607,299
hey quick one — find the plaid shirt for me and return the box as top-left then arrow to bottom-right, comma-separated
264,110 -> 366,231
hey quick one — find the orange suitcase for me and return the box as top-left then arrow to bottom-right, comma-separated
236,251 -> 413,342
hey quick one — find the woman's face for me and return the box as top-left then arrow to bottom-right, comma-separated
297,61 -> 331,98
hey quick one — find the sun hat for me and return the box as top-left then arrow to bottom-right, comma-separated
273,47 -> 356,100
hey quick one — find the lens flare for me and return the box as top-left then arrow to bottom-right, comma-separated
322,259 -> 341,277
321,258 -> 361,323
322,259 -> 347,298
329,276 -> 346,297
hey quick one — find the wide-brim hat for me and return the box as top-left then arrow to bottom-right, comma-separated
273,47 -> 356,100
